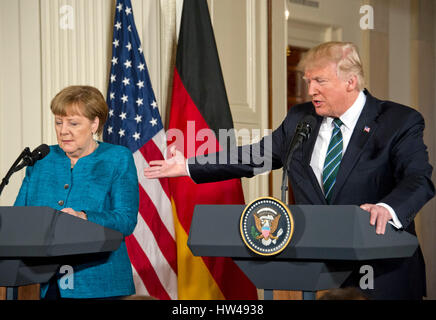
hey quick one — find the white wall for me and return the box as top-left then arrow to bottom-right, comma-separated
287,0 -> 363,48
210,0 -> 269,202
388,0 -> 411,105
0,0 -> 43,205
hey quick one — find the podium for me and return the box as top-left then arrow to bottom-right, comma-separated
0,206 -> 123,299
187,204 -> 418,299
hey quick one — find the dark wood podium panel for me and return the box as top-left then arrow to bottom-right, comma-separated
0,285 -> 40,300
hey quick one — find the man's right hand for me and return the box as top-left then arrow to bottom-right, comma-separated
143,146 -> 188,179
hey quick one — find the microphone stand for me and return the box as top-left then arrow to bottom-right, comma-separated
280,141 -> 299,203
0,147 -> 31,196
280,119 -> 316,301
280,121 -> 313,203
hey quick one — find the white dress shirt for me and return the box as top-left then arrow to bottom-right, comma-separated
310,91 -> 402,229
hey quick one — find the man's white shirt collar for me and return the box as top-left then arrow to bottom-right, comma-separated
322,90 -> 366,132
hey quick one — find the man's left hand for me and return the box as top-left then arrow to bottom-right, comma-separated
360,203 -> 392,235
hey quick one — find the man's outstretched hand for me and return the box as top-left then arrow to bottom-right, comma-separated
144,146 -> 188,179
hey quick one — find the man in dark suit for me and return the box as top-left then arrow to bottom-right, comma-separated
144,41 -> 434,299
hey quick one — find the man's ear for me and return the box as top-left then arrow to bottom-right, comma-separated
346,75 -> 358,92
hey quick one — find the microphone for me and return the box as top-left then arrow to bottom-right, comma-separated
281,115 -> 317,203
14,144 -> 50,172
27,144 -> 50,166
285,115 -> 317,161
0,144 -> 50,196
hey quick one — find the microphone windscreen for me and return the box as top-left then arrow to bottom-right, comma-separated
31,144 -> 50,161
301,114 -> 317,129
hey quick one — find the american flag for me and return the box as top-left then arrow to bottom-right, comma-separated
103,0 -> 177,300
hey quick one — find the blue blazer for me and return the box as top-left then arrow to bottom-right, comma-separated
188,90 -> 435,299
15,142 -> 139,298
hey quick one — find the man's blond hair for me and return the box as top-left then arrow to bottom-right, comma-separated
298,41 -> 365,91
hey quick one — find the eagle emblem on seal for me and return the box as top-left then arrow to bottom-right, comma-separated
253,208 -> 283,246
240,196 -> 294,256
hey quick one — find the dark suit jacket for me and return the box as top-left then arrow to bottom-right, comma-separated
188,90 -> 435,300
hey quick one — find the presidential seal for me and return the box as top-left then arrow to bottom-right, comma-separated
240,197 -> 294,256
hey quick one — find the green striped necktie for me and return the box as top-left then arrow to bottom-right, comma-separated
322,118 -> 343,203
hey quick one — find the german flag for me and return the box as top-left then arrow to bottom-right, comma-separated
168,0 -> 257,299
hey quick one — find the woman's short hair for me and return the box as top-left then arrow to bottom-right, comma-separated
298,41 -> 365,91
50,85 -> 108,135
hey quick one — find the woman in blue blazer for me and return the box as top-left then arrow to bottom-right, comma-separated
15,85 -> 139,299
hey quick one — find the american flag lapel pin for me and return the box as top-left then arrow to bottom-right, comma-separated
364,126 -> 371,133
